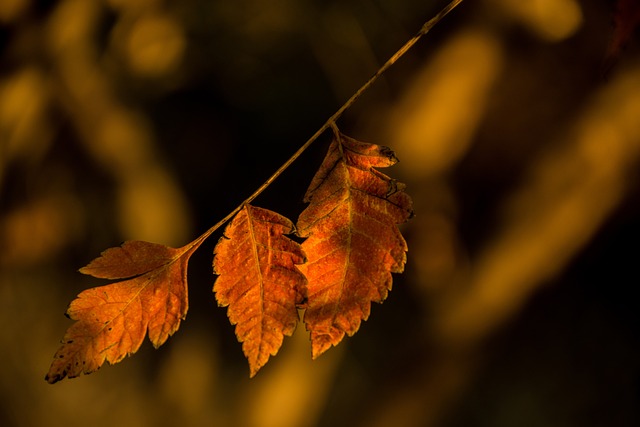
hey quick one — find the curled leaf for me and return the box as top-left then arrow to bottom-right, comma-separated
297,129 -> 413,358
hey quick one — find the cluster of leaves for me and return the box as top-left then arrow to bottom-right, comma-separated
45,127 -> 413,382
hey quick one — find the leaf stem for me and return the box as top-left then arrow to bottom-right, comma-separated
191,0 -> 464,247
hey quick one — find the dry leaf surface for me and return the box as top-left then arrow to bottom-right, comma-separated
213,204 -> 307,377
297,131 -> 413,358
46,132 -> 413,380
45,241 -> 194,383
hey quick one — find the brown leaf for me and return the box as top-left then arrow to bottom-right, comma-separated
45,241 -> 195,383
297,130 -> 413,358
213,204 -> 307,377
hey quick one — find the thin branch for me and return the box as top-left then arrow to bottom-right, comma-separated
192,0 -> 464,246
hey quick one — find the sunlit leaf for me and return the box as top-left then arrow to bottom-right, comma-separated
297,129 -> 413,358
213,205 -> 307,377
45,241 -> 195,383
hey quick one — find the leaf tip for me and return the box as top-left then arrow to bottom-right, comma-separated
379,145 -> 399,165
310,343 -> 330,360
310,329 -> 345,360
44,373 -> 61,384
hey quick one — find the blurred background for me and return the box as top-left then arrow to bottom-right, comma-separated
1,0 -> 639,426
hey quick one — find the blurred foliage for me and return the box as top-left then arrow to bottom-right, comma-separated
1,0 -> 639,426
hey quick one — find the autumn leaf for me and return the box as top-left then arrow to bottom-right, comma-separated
297,128 -> 413,358
213,204 -> 307,377
45,241 -> 196,383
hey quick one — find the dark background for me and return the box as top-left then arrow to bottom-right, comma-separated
1,0 -> 639,426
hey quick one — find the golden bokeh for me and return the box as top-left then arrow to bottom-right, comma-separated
124,13 -> 186,77
388,28 -> 503,178
492,0 -> 583,41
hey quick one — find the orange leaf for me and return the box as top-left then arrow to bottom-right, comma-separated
297,130 -> 413,358
78,240 -> 181,279
213,204 -> 307,377
45,241 -> 195,383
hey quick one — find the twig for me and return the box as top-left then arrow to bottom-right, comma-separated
193,0 -> 464,245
